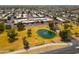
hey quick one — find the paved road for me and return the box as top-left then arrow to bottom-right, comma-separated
42,38 -> 79,54
41,46 -> 79,54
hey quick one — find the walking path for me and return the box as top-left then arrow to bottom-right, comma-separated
7,43 -> 72,54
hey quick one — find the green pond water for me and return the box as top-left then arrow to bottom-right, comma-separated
37,29 -> 56,39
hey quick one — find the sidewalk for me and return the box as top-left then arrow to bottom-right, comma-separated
7,43 -> 72,54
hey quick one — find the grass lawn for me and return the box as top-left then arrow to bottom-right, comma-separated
0,22 -> 78,53
0,24 -> 61,53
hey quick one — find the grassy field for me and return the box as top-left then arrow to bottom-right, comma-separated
0,24 -> 61,53
0,22 -> 79,53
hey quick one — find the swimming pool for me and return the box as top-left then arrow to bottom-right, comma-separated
37,29 -> 56,39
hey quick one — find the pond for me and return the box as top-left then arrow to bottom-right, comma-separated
37,29 -> 56,39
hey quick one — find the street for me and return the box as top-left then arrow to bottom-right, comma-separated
42,37 -> 79,54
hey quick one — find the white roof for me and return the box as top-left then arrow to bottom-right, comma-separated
23,14 -> 27,18
22,21 -> 34,23
14,19 -> 28,23
33,18 -> 52,21
14,18 -> 52,24
56,17 -> 65,22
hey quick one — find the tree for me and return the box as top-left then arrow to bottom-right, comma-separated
27,29 -> 32,37
13,16 -> 17,19
7,29 -> 17,43
59,30 -> 71,42
23,37 -> 29,49
7,16 -> 11,20
48,21 -> 54,30
53,16 -> 57,21
2,10 -> 5,14
0,23 -> 5,33
64,23 -> 69,30
17,22 -> 25,31
40,20 -> 44,24
5,25 -> 11,30
77,17 -> 79,25
48,21 -> 58,32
